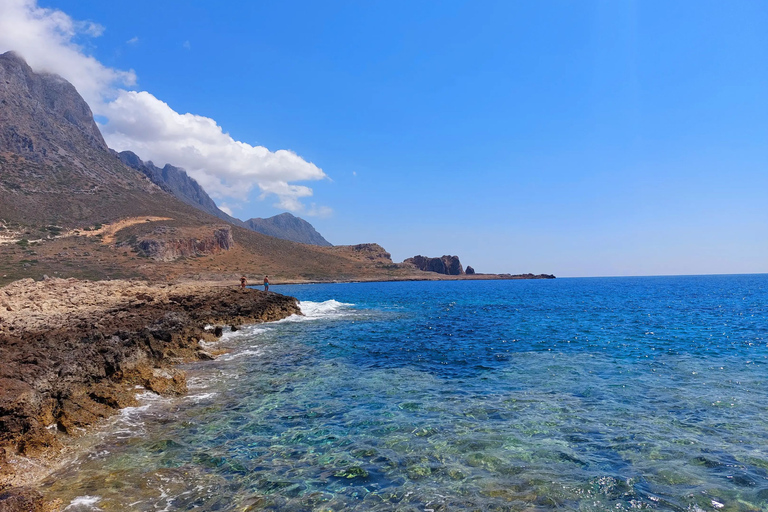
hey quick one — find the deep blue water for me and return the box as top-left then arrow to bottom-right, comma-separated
43,275 -> 768,511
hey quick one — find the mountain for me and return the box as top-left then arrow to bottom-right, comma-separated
116,151 -> 334,246
0,51 -> 173,228
245,213 -> 332,246
116,150 -> 246,227
0,51 -> 430,285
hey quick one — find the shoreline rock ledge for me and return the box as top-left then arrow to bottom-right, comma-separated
0,278 -> 301,509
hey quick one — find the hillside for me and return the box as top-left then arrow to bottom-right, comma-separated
0,51 -> 551,287
0,51 -> 432,285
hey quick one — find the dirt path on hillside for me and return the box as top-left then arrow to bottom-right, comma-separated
76,216 -> 173,244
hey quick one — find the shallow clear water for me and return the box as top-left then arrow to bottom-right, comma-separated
42,275 -> 768,511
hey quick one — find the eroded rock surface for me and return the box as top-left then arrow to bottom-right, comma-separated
404,255 -> 464,275
0,277 -> 300,500
135,226 -> 234,261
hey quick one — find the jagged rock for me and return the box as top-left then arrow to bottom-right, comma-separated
0,487 -> 48,512
404,255 -> 464,275
347,244 -> 392,263
0,278 -> 302,489
136,227 -> 234,261
465,266 -> 475,275
118,151 -> 246,227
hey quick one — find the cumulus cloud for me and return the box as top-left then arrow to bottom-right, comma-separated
100,90 -> 326,202
0,0 -> 135,108
0,0 -> 330,214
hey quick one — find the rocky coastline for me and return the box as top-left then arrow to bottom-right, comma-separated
0,278 -> 301,511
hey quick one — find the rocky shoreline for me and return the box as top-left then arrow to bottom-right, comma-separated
0,278 -> 301,511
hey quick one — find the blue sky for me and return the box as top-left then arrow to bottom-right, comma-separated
20,1 -> 768,275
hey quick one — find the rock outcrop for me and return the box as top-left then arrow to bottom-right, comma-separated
465,266 -> 475,275
0,278 -> 301,494
404,255 -> 464,275
244,212 -> 332,247
135,226 -> 234,261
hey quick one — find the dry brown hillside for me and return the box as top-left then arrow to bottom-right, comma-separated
0,51 -> 430,285
0,51 -> 552,286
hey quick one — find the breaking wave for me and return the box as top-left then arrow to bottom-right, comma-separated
291,299 -> 356,321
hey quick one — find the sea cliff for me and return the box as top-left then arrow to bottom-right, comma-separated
0,278 -> 301,510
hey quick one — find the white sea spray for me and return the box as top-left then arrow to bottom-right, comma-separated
63,495 -> 102,511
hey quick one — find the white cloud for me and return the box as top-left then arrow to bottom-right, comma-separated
182,40 -> 191,50
0,0 -> 330,214
0,0 -> 135,108
217,203 -> 234,216
306,204 -> 333,218
100,90 -> 327,204
126,36 -> 139,45
78,20 -> 104,37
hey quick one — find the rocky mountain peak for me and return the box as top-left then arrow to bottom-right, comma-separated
244,212 -> 332,246
0,51 -> 107,158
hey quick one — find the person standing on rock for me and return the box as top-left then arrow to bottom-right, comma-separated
240,276 -> 247,290
263,275 -> 269,292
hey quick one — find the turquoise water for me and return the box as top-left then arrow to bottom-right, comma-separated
43,275 -> 768,511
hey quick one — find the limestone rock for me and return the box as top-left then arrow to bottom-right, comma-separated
404,255 -> 464,275
0,277 -> 302,489
136,227 -> 234,261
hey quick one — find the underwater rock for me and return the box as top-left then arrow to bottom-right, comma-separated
333,466 -> 369,479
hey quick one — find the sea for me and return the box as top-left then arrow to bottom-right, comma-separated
41,275 -> 768,511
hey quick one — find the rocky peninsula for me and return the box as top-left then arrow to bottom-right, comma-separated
0,278 -> 301,510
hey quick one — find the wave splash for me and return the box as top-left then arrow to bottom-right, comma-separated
292,299 -> 356,321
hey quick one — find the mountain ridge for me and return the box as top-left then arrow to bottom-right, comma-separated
245,212 -> 332,246
116,150 -> 333,246
116,150 -> 247,228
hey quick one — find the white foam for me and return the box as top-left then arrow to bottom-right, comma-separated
218,348 -> 263,361
219,324 -> 269,341
64,495 -> 102,511
111,392 -> 171,437
281,300 -> 355,322
186,376 -> 209,390
185,392 -> 217,402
